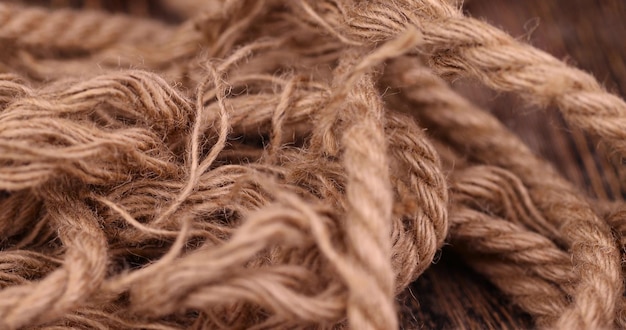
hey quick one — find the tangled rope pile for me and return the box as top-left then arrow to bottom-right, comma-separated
1,0 -> 626,329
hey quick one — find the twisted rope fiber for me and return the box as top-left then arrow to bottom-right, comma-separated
449,166 -> 576,326
383,58 -> 622,328
0,4 -> 176,53
0,0 -> 625,329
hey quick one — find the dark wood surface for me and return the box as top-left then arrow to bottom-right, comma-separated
403,1 -> 626,329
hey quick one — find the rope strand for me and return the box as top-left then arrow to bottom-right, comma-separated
0,1 -> 624,329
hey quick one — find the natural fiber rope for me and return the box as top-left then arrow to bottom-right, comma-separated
0,0 -> 625,329
384,58 -> 622,328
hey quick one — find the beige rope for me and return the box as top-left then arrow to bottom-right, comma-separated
0,1 -> 625,329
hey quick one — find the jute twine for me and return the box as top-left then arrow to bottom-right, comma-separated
0,0 -> 625,329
